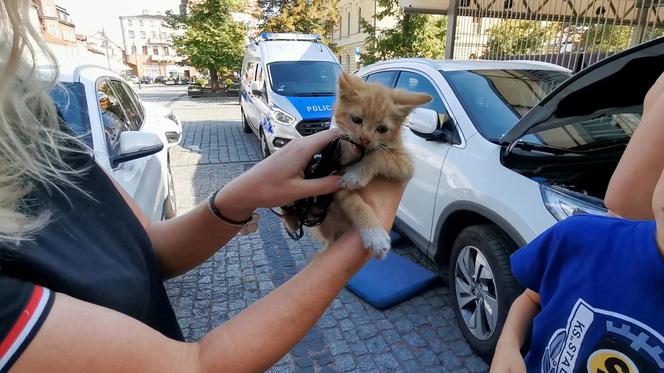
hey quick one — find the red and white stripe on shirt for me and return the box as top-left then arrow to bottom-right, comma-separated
0,286 -> 51,371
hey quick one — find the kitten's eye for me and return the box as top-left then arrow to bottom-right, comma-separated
351,115 -> 363,125
376,125 -> 388,134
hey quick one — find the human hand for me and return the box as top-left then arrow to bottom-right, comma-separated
490,341 -> 526,373
217,128 -> 343,220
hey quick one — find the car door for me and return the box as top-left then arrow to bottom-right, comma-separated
97,78 -> 161,221
393,70 -> 457,248
243,61 -> 259,130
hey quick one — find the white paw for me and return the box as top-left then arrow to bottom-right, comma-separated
341,171 -> 365,189
360,229 -> 391,259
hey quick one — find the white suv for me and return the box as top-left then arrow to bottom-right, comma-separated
49,65 -> 181,222
355,59 -> 617,356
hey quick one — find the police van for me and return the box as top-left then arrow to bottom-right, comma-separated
240,33 -> 342,157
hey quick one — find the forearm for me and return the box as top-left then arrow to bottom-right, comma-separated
197,231 -> 371,372
606,92 -> 664,219
148,187 -> 253,279
496,289 -> 541,351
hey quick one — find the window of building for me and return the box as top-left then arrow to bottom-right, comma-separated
131,45 -> 137,54
142,46 -> 148,55
161,32 -> 167,39
151,31 -> 156,38
140,31 -> 146,39
127,19 -> 132,26
128,30 -> 135,38
163,47 -> 169,56
358,8 -> 362,32
152,48 -> 159,55
139,19 -> 143,26
347,12 -> 351,35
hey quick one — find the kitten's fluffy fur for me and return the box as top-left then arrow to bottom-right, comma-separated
317,72 -> 431,258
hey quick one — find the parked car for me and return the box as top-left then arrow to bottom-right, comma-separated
48,64 -> 179,222
356,36 -> 664,358
164,78 -> 176,86
154,76 -> 166,84
240,32 -> 341,158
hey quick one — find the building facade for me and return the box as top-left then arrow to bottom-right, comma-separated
331,0 -> 395,73
31,0 -> 79,59
120,11 -> 185,78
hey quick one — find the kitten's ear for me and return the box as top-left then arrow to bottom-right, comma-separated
392,89 -> 433,109
338,71 -> 360,99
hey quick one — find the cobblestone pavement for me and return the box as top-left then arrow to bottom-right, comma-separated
161,94 -> 489,372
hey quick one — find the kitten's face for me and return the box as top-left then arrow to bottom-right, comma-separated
333,72 -> 432,151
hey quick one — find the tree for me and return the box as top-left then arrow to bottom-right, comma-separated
168,0 -> 247,90
256,0 -> 339,46
359,0 -> 446,65
482,20 -> 556,58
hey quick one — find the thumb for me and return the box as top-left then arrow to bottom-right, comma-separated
295,175 -> 342,197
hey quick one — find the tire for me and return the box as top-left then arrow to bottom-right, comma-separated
242,109 -> 251,133
448,224 -> 522,359
163,167 -> 177,220
260,128 -> 271,158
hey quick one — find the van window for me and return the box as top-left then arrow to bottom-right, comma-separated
268,61 -> 341,97
256,64 -> 267,103
244,61 -> 257,83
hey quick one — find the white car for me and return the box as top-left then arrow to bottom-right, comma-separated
49,65 -> 180,222
355,59 -> 614,356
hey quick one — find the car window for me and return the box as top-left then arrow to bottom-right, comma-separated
110,80 -> 143,130
365,71 -> 396,87
96,78 -> 129,148
267,61 -> 340,97
256,64 -> 268,103
244,61 -> 256,83
49,82 -> 93,147
125,83 -> 146,123
395,71 -> 448,115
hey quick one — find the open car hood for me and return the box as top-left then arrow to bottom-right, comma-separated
500,37 -> 664,145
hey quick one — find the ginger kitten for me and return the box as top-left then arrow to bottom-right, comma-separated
317,72 -> 432,258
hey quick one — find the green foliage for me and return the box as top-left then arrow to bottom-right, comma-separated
482,20 -> 556,58
195,78 -> 208,87
359,0 -> 446,65
224,78 -> 235,87
258,0 -> 339,47
167,0 -> 247,89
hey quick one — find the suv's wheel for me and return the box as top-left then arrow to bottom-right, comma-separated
163,167 -> 177,219
242,109 -> 251,133
260,128 -> 271,158
449,225 -> 521,358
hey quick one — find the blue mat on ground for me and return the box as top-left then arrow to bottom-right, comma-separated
346,251 -> 438,309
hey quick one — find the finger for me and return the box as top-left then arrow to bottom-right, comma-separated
292,175 -> 342,198
299,127 -> 342,154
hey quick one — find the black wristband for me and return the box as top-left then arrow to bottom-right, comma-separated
208,189 -> 253,226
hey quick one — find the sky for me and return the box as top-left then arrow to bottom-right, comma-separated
57,0 -> 181,45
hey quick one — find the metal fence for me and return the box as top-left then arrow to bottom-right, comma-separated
445,0 -> 664,71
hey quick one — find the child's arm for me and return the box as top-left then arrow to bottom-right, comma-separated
490,289 -> 541,373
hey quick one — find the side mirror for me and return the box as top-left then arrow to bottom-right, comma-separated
251,81 -> 262,96
406,108 -> 458,143
111,131 -> 163,168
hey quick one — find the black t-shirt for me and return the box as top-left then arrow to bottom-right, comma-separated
0,155 -> 182,372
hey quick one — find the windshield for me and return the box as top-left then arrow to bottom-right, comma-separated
443,69 -> 570,141
49,82 -> 92,147
268,61 -> 341,97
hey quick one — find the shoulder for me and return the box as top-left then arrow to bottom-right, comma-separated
548,214 -> 644,246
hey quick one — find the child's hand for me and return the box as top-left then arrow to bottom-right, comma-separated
490,342 -> 526,373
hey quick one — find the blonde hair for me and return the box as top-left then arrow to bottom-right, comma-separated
0,0 -> 86,245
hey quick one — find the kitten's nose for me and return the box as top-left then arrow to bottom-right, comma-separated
359,137 -> 370,146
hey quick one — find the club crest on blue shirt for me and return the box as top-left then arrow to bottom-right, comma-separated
541,299 -> 664,373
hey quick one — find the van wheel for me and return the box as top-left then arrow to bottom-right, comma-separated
449,225 -> 521,359
242,109 -> 251,133
163,167 -> 177,219
260,128 -> 271,158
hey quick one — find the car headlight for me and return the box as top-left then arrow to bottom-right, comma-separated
271,107 -> 295,126
166,112 -> 180,126
540,185 -> 607,221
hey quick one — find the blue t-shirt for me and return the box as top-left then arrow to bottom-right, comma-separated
511,215 -> 664,372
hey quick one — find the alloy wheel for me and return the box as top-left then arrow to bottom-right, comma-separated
454,245 -> 499,341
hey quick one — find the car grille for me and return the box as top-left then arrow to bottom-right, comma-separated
296,120 -> 331,136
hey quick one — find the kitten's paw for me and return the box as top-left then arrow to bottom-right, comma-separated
360,229 -> 391,259
341,171 -> 366,189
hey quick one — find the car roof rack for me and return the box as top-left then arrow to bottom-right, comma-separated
257,32 -> 321,43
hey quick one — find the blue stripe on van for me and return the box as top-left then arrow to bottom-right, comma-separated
284,96 -> 336,120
